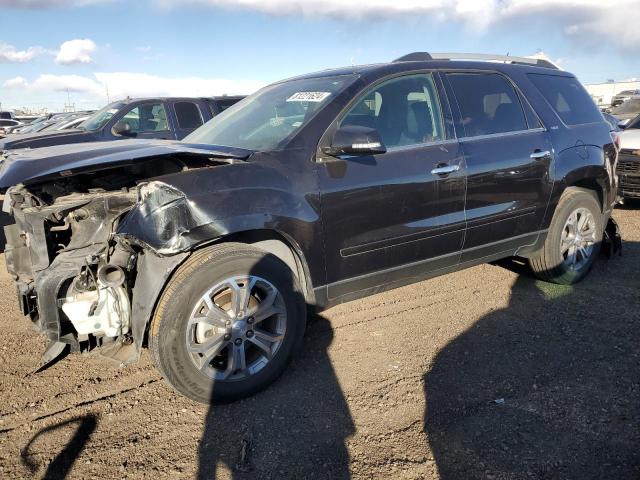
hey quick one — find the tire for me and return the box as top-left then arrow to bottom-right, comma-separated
529,188 -> 604,285
149,243 -> 306,403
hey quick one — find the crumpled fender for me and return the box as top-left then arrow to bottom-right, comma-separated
114,161 -> 320,255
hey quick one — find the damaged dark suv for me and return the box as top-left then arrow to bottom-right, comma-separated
1,53 -> 620,403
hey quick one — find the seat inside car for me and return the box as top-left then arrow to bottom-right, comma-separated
491,101 -> 525,134
404,101 -> 435,144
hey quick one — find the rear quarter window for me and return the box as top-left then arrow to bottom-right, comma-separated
528,74 -> 603,126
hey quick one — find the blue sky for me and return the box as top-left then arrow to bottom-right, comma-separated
1,0 -> 639,111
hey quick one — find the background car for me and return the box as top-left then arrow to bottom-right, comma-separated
7,113 -> 70,135
611,89 -> 640,107
617,114 -> 640,201
0,119 -> 23,137
610,95 -> 640,126
39,115 -> 91,132
0,96 -> 245,150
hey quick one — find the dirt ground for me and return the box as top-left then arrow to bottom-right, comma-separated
0,206 -> 638,480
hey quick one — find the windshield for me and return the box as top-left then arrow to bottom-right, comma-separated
184,75 -> 357,151
613,99 -> 640,114
80,102 -> 124,131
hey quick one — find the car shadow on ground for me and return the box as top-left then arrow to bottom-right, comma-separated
197,315 -> 354,480
424,242 -> 640,479
20,415 -> 98,480
197,255 -> 354,480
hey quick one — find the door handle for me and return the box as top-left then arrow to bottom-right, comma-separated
431,164 -> 460,176
530,150 -> 551,160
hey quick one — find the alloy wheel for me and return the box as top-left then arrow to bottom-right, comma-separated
185,275 -> 287,381
560,207 -> 597,271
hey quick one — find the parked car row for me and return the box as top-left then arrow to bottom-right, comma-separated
0,52 -> 622,403
0,118 -> 24,137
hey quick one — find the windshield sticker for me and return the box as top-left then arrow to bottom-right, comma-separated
286,92 -> 331,103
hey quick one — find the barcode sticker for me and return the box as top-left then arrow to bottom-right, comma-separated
286,92 -> 331,103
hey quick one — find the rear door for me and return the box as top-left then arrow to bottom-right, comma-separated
318,72 -> 466,299
444,71 -> 553,261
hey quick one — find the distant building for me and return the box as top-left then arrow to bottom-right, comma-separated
585,80 -> 640,107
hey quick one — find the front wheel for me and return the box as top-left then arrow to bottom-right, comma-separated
149,243 -> 306,403
529,189 -> 603,285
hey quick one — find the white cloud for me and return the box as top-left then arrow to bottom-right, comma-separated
0,0 -> 111,7
55,39 -> 97,65
0,42 -> 45,62
156,0 -> 640,52
3,72 -> 263,106
3,76 -> 28,88
4,0 -> 639,52
94,72 -> 263,97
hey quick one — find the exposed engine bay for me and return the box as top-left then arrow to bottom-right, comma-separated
2,152 -> 238,368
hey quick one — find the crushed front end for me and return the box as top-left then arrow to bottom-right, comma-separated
4,185 -> 140,366
0,141 -> 249,369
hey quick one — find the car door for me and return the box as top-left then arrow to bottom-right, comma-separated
443,71 -> 553,262
110,101 -> 176,140
317,72 -> 466,300
172,100 -> 206,139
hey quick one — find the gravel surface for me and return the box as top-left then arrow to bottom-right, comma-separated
0,207 -> 638,479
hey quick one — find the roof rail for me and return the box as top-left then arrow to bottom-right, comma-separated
393,52 -> 559,70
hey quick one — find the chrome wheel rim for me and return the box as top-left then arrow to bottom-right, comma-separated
185,275 -> 286,381
560,207 -> 597,271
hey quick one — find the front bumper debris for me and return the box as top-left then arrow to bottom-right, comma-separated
603,217 -> 622,258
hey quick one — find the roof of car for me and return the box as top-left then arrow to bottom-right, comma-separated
114,96 -> 245,105
281,53 -> 573,84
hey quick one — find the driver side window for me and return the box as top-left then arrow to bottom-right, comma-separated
119,103 -> 169,133
339,73 -> 445,149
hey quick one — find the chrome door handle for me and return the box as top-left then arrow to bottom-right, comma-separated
431,164 -> 460,176
530,150 -> 551,160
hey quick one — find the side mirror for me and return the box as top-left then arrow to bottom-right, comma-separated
323,125 -> 387,157
112,121 -> 135,137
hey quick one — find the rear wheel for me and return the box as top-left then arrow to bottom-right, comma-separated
529,189 -> 603,284
149,243 -> 306,403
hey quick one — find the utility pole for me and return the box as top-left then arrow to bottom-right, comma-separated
64,88 -> 75,113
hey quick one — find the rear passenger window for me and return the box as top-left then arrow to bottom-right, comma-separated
447,73 -> 527,137
339,73 -> 445,149
528,74 -> 602,125
175,102 -> 203,129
